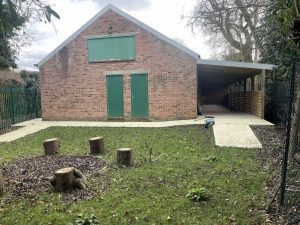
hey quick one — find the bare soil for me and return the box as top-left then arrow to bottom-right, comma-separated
1,155 -> 106,202
0,126 -> 22,135
252,126 -> 300,225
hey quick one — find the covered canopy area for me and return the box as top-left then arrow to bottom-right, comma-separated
197,59 -> 275,118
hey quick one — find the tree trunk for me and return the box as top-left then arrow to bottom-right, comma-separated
241,47 -> 253,62
294,0 -> 300,17
0,170 -> 4,196
117,148 -> 132,166
43,138 -> 60,155
50,167 -> 87,192
89,137 -> 105,154
290,90 -> 300,161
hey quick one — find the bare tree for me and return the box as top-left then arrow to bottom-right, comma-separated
185,0 -> 268,62
0,0 -> 59,68
289,0 -> 300,162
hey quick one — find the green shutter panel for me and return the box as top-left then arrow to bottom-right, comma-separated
88,35 -> 136,62
106,75 -> 124,118
131,74 -> 149,117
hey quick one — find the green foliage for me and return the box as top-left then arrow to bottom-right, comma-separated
0,0 -> 25,38
259,0 -> 300,123
202,155 -> 218,162
259,0 -> 300,80
0,0 -> 60,69
0,0 -> 26,69
75,213 -> 99,225
186,187 -> 209,202
20,70 -> 39,88
0,38 -> 17,69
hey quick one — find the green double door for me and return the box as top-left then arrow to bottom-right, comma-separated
106,74 -> 148,118
131,74 -> 148,118
106,75 -> 124,118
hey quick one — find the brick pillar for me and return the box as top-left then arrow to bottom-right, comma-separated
124,74 -> 131,118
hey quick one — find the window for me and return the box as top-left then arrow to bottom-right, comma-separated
87,34 -> 136,62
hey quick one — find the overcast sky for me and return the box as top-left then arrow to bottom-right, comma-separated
17,0 -> 212,71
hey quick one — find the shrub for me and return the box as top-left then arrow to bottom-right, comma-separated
186,187 -> 209,202
202,155 -> 218,162
74,213 -> 99,225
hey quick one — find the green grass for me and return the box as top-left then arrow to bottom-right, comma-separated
0,126 -> 268,224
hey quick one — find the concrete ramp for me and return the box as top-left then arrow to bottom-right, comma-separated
202,112 -> 273,148
213,124 -> 262,148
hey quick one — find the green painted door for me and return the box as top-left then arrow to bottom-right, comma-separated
106,75 -> 124,118
131,74 -> 148,117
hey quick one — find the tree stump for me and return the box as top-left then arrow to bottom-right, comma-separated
89,137 -> 105,154
50,167 -> 87,192
43,138 -> 60,155
117,148 -> 133,166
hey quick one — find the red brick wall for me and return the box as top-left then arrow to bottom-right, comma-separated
40,10 -> 197,120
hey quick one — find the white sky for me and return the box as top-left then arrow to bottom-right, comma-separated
17,0 -> 213,71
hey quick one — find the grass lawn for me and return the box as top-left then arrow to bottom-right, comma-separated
0,126 -> 268,224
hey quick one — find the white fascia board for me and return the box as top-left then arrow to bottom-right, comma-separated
197,59 -> 276,71
37,4 -> 200,67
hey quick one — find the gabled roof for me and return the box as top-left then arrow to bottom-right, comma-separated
198,59 -> 276,71
37,4 -> 200,67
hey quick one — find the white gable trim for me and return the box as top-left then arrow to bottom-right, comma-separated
37,4 -> 200,67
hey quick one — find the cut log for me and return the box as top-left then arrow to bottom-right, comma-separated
50,167 -> 87,192
53,167 -> 75,192
117,148 -> 133,166
89,137 -> 105,154
43,138 -> 60,155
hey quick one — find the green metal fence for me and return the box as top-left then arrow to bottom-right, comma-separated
0,86 -> 41,133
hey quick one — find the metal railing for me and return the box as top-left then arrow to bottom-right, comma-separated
0,86 -> 41,133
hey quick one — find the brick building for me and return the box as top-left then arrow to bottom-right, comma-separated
38,4 -> 275,121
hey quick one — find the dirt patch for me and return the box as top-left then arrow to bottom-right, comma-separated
252,127 -> 285,168
1,155 -> 106,202
0,126 -> 23,135
252,126 -> 300,225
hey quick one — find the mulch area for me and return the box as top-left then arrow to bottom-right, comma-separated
1,155 -> 106,202
252,126 -> 300,225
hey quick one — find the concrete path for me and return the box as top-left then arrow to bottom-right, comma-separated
0,118 -> 205,143
0,119 -> 49,143
205,112 -> 273,148
0,113 -> 273,148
